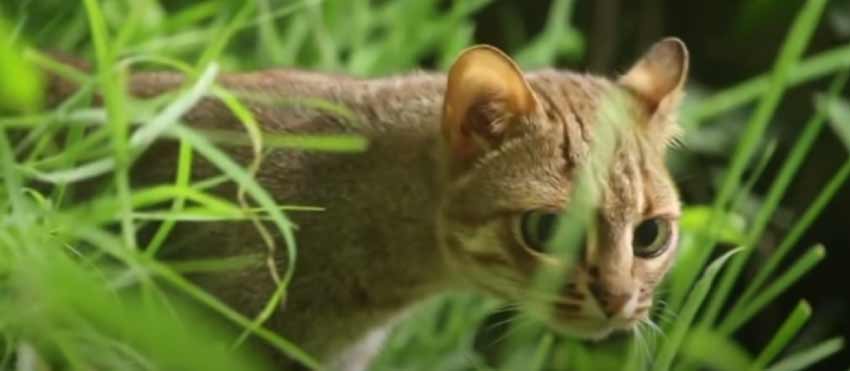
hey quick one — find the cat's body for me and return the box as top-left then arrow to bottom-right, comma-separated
50,39 -> 688,370
150,71 -> 453,370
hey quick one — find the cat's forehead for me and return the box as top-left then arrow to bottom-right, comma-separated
526,70 -> 647,128
525,70 -> 675,220
450,69 -> 677,220
525,70 -> 656,165
600,143 -> 679,224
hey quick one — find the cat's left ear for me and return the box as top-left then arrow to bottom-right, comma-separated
442,45 -> 538,161
619,38 -> 689,115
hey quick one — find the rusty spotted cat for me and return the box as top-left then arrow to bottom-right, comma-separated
50,37 -> 688,371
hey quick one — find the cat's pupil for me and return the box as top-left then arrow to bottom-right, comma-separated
635,219 -> 659,247
536,214 -> 557,243
521,212 -> 558,250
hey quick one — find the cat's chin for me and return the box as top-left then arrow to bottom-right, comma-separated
548,317 -> 636,341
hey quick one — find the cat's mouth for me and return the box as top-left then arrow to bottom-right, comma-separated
548,307 -> 641,340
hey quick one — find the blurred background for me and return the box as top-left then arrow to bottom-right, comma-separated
1,0 -> 849,369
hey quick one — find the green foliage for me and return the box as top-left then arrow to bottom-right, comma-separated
0,0 -> 847,370
0,18 -> 43,112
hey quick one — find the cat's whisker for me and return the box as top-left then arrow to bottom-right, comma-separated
654,311 -> 677,326
640,317 -> 666,341
489,315 -> 537,348
651,300 -> 678,326
490,303 -> 522,315
484,314 -> 520,333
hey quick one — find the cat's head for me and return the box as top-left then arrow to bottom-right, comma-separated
436,38 -> 688,339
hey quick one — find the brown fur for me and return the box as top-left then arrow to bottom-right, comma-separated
50,39 -> 688,370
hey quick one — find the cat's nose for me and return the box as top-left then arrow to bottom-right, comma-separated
589,282 -> 630,318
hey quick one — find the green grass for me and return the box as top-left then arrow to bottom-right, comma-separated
1,0 -> 849,370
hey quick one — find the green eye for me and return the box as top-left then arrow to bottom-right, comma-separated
632,218 -> 671,258
520,211 -> 559,251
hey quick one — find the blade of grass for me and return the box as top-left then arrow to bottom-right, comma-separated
144,138 -> 193,256
199,129 -> 368,152
767,337 -> 844,371
75,227 -> 317,370
0,130 -> 24,219
654,248 -> 741,371
514,0 -> 580,68
735,157 -> 850,312
164,254 -> 263,274
671,0 -> 830,311
256,0 -> 286,63
159,1 -> 220,33
168,124 -> 301,348
719,244 -> 824,334
701,70 -> 849,326
748,300 -> 812,371
130,63 -> 219,150
24,48 -> 90,84
680,327 -> 753,370
65,184 -> 245,228
826,97 -> 850,149
737,139 -> 778,208
83,0 -> 136,249
22,63 -> 218,184
686,43 -> 850,126
529,333 -> 554,371
197,1 -> 255,68
146,247 -> 320,369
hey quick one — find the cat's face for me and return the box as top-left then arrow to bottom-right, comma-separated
437,39 -> 687,339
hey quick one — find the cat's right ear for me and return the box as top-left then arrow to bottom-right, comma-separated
619,38 -> 688,115
442,45 -> 537,161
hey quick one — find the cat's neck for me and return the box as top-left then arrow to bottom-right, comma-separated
125,69 -> 460,294
86,69 -> 462,363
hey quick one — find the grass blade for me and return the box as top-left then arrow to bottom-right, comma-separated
654,248 -> 741,371
748,300 -> 812,371
529,333 -> 554,371
826,96 -> 850,150
83,0 -> 136,249
719,245 -> 824,334
701,70 -> 850,326
735,158 -> 850,313
0,130 -> 24,219
673,0 -> 830,312
767,337 -> 844,371
144,139 -> 193,256
686,43 -> 850,126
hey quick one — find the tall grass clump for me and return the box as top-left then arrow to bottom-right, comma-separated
1,0 -> 848,370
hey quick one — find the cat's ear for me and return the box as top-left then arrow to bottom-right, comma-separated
442,45 -> 537,160
619,38 -> 688,113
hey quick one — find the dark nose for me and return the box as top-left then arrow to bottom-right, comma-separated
589,281 -> 629,317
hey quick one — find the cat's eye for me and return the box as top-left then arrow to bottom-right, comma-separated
632,218 -> 672,258
519,211 -> 559,251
